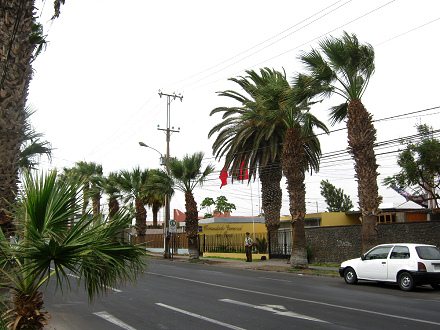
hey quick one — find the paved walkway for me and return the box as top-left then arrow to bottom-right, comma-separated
146,252 -> 339,274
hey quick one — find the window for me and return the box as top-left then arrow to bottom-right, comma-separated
364,246 -> 392,260
305,217 -> 320,227
390,246 -> 410,259
377,213 -> 396,224
416,246 -> 440,260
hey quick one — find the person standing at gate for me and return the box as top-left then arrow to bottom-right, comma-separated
244,232 -> 253,262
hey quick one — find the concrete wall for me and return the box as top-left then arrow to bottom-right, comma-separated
306,221 -> 440,263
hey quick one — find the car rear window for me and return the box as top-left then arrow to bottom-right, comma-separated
416,246 -> 440,260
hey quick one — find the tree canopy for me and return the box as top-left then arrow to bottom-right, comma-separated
384,124 -> 440,209
320,179 -> 353,212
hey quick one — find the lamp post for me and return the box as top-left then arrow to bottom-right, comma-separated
139,141 -> 170,258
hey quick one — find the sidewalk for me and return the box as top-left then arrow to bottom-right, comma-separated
146,252 -> 339,275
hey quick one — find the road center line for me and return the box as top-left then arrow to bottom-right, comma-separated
147,271 -> 440,326
93,311 -> 137,330
156,303 -> 246,330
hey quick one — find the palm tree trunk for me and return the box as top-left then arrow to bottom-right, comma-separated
282,127 -> 308,268
92,194 -> 100,216
259,160 -> 282,250
185,191 -> 199,259
152,203 -> 159,228
108,196 -> 119,218
10,290 -> 48,329
347,100 -> 381,252
0,1 -> 35,234
135,197 -> 147,236
82,185 -> 89,215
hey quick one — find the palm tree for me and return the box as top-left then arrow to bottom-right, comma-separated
298,32 -> 381,252
0,1 -> 65,239
102,172 -> 122,219
71,161 -> 103,216
278,89 -> 328,267
118,167 -> 150,236
168,153 -> 214,259
209,68 -> 288,241
0,170 -> 145,329
146,169 -> 174,228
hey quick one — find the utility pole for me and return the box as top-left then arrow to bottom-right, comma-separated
158,90 -> 182,259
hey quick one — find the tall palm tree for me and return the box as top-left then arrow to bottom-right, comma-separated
277,89 -> 328,267
168,153 -> 214,259
209,68 -> 288,240
0,170 -> 145,329
0,1 -> 65,236
299,32 -> 381,252
146,169 -> 174,228
102,172 -> 122,219
118,167 -> 150,236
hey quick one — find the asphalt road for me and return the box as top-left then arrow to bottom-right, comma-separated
44,258 -> 440,329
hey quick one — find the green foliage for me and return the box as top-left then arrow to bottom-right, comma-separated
297,31 -> 375,122
168,152 -> 214,193
214,196 -> 236,213
209,68 -> 288,180
0,171 -> 145,328
320,180 -> 353,212
384,124 -> 440,208
200,196 -> 236,217
255,237 -> 267,253
18,107 -> 52,171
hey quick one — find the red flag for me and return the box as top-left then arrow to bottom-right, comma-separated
239,161 -> 249,181
219,168 -> 228,188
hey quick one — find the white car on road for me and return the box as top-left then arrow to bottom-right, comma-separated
339,243 -> 440,291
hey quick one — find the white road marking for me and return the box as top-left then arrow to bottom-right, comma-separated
93,311 -> 137,330
147,271 -> 440,326
50,268 -> 122,292
220,299 -> 327,323
156,303 -> 246,330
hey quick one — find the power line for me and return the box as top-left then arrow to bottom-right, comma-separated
180,0 -> 354,89
186,0 -> 397,91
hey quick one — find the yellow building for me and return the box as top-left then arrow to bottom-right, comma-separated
198,216 -> 268,260
280,212 -> 361,227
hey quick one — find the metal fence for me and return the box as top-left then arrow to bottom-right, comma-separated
268,229 -> 292,258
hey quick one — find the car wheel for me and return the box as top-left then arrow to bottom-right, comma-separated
431,283 -> 440,290
398,272 -> 414,291
344,267 -> 358,284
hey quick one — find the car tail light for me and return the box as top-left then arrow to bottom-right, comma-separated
418,262 -> 427,272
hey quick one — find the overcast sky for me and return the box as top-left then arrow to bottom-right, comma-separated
28,0 -> 440,218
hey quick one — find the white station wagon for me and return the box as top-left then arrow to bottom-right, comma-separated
339,243 -> 440,291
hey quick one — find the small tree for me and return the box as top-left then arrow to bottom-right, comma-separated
320,180 -> 353,212
200,196 -> 236,218
214,196 -> 236,214
384,124 -> 440,209
200,197 -> 215,218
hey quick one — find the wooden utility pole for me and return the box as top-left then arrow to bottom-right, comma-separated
158,90 -> 182,258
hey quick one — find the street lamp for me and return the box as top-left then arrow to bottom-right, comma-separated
138,142 -> 164,165
138,141 -> 171,259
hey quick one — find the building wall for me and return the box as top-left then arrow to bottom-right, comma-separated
306,221 -> 440,263
280,212 -> 360,227
201,222 -> 266,235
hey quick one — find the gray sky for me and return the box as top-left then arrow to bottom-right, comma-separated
28,0 -> 440,218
